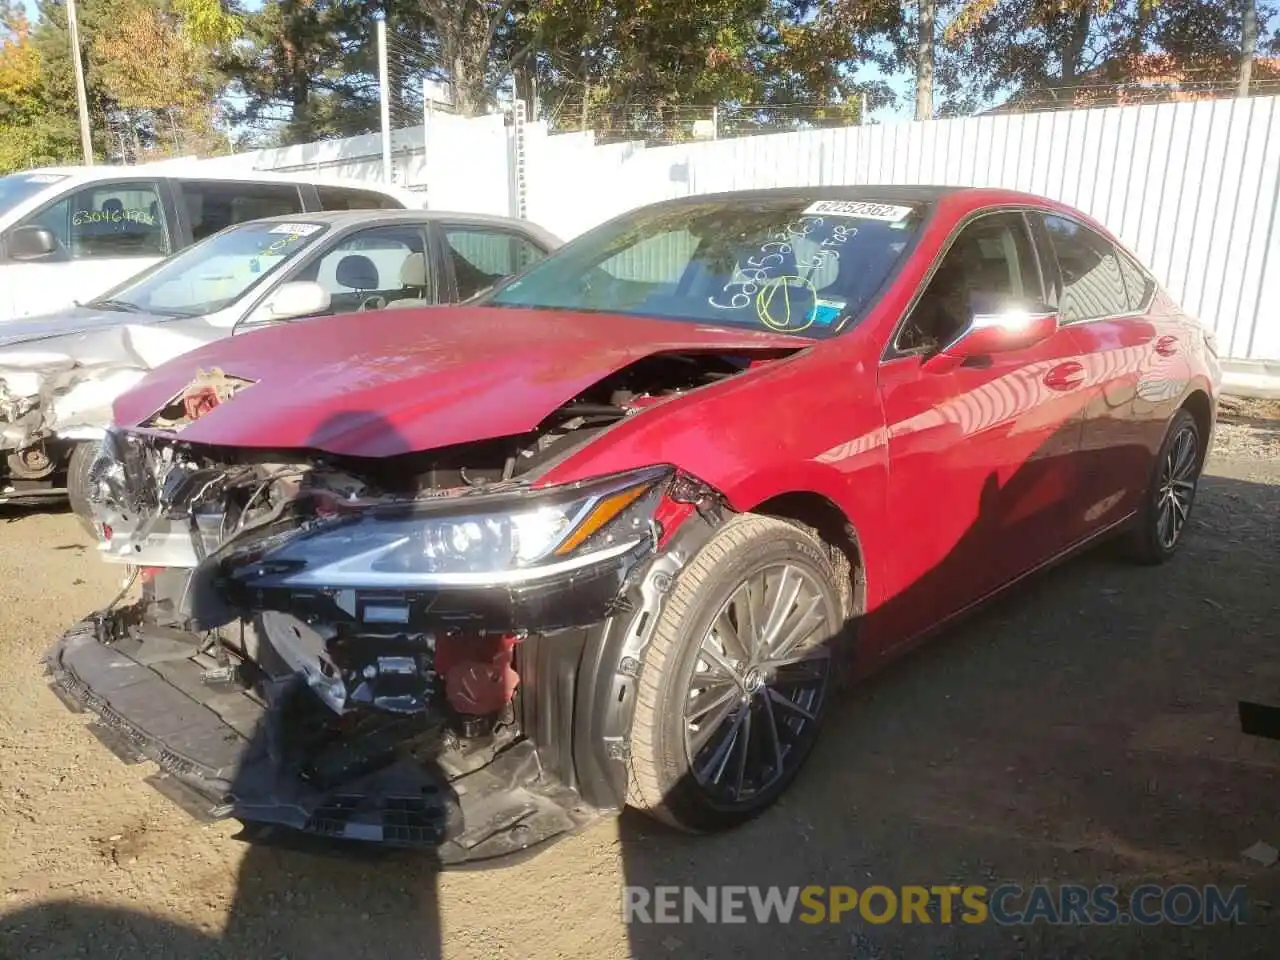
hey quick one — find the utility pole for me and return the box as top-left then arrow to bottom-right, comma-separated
66,0 -> 94,165
377,17 -> 393,183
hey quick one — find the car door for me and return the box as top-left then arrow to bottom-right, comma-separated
434,222 -> 552,302
1034,213 -> 1163,535
1,178 -> 173,318
876,210 -> 1091,645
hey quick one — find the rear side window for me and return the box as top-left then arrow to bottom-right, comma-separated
1041,215 -> 1128,324
24,180 -> 170,259
179,181 -> 304,242
316,186 -> 404,211
1117,250 -> 1156,312
444,227 -> 547,299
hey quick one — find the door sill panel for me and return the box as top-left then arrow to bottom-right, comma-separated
868,509 -> 1138,669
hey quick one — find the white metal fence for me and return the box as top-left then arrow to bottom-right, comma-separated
222,97 -> 1280,363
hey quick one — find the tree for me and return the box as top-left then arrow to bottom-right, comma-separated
0,1 -> 83,170
90,0 -> 230,158
415,0 -> 522,116
916,0 -> 935,119
941,0 -> 1276,112
1240,0 -> 1257,95
516,0 -> 898,141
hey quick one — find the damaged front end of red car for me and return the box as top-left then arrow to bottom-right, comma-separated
44,353 -> 746,864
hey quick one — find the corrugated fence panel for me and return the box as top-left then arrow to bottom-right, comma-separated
515,98 -> 1280,360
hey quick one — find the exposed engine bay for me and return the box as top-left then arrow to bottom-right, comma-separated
48,351 -> 751,859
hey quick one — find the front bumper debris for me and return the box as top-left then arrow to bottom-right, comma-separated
46,614 -> 602,864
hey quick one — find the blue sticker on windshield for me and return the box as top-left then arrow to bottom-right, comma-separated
808,298 -> 844,326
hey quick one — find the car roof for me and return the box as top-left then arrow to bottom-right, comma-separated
246,208 -> 563,245
16,163 -> 416,201
654,185 -> 966,205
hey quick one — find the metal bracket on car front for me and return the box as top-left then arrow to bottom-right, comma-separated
616,550 -> 683,675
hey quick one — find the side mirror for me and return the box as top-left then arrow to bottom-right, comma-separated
259,281 -> 331,322
922,301 -> 1059,373
7,225 -> 59,261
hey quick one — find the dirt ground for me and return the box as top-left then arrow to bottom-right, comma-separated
1,399 -> 1279,960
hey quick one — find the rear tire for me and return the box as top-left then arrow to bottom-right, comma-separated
626,514 -> 846,833
66,441 -> 100,540
1122,408 -> 1202,565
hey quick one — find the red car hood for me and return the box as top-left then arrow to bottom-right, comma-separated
113,306 -> 805,457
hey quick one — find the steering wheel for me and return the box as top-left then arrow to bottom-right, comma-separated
360,295 -> 387,312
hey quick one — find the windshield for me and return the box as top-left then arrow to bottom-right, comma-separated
89,220 -> 328,317
0,173 -> 67,220
486,197 -> 924,337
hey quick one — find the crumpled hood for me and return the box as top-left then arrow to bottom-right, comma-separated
0,306 -> 171,349
114,306 -> 805,458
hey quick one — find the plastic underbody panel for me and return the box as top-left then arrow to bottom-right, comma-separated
46,613 -> 606,865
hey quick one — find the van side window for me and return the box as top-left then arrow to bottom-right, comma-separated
316,186 -> 404,211
27,181 -> 169,259
180,181 -> 304,242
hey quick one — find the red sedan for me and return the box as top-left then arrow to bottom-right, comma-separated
52,186 -> 1220,861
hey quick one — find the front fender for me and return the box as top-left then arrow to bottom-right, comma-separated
537,350 -> 892,608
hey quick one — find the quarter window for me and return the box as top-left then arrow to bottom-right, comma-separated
1042,215 -> 1128,323
1117,250 -> 1156,312
899,213 -> 1041,352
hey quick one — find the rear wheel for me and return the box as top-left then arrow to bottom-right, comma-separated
67,441 -> 100,540
1123,408 -> 1202,565
627,514 -> 846,832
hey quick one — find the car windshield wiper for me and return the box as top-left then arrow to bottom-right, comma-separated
92,298 -> 146,314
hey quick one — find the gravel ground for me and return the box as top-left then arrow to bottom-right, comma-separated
1,400 -> 1278,960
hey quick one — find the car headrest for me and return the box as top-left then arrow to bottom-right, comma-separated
400,252 -> 427,287
335,254 -> 380,290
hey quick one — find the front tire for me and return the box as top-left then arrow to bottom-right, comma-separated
66,441 -> 100,540
627,514 -> 846,832
1123,408 -> 1203,565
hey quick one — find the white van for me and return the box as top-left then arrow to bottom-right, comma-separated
0,165 -> 419,322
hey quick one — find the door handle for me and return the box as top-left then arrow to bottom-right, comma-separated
1155,335 -> 1179,357
1044,361 -> 1085,391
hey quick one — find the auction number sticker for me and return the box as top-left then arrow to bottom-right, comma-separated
802,200 -> 912,221
269,223 -> 322,236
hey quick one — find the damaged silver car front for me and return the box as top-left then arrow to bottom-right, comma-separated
0,320 -> 223,501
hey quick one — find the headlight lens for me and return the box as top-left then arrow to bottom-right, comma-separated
242,467 -> 670,588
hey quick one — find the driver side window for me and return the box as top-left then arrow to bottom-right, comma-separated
898,212 -> 1041,353
293,225 -> 430,314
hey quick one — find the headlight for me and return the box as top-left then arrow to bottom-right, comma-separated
239,467 -> 671,588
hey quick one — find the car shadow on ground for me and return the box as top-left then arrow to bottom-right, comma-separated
5,433 -> 1280,958
617,467 -> 1280,958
